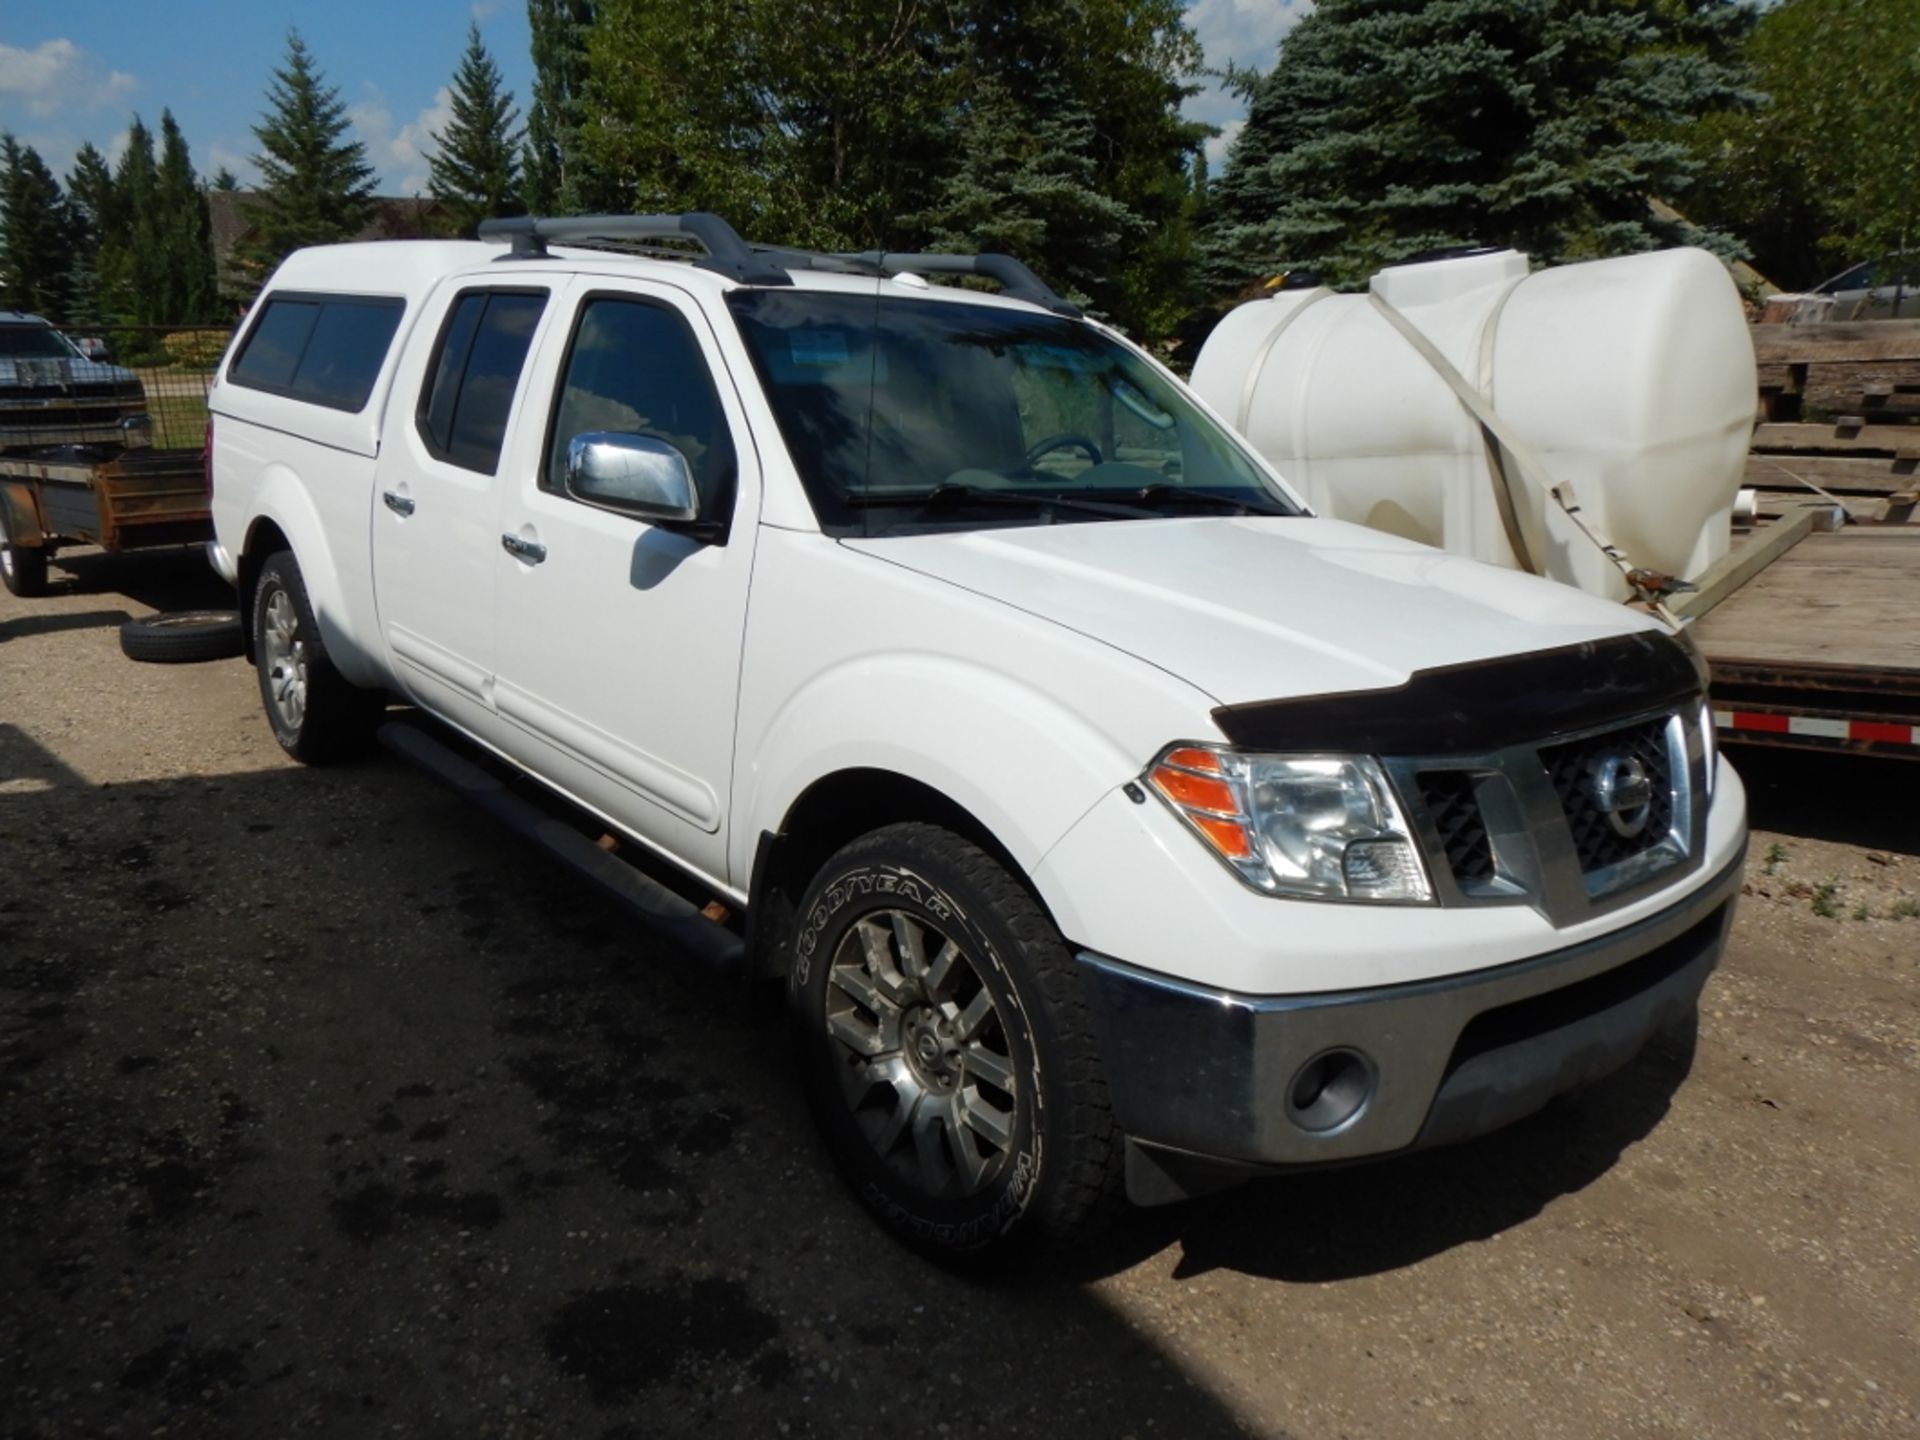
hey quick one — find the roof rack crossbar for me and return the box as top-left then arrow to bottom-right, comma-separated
476,213 -> 1076,314
840,252 -> 1081,317
476,212 -> 792,286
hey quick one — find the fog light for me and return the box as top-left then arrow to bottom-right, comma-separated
1286,1048 -> 1375,1133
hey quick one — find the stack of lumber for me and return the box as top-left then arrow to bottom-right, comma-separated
1750,321 -> 1920,523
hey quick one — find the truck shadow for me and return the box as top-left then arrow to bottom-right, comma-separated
1135,1022 -> 1695,1283
0,732 -> 1261,1440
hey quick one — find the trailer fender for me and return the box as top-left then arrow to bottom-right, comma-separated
0,481 -> 47,548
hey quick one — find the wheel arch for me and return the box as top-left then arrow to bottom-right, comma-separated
236,515 -> 292,662
745,767 -> 1043,978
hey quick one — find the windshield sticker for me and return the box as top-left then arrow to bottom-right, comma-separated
791,327 -> 852,368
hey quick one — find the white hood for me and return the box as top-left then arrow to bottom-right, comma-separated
843,516 -> 1658,706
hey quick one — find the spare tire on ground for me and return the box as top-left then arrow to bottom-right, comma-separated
120,610 -> 246,664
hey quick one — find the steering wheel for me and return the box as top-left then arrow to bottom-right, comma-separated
1023,433 -> 1104,471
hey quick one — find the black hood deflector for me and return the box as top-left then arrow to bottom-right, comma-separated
1211,631 -> 1704,756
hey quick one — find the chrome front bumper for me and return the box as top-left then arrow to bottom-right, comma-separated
1078,846 -> 1743,1203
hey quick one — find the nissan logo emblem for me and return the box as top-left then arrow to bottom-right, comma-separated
1592,754 -> 1654,839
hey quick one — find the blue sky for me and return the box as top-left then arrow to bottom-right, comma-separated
0,1 -> 1310,195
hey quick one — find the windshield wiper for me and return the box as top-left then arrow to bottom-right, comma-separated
843,483 -> 1158,520
1131,484 -> 1293,517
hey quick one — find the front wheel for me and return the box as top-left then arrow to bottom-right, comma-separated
789,822 -> 1125,1259
252,551 -> 382,763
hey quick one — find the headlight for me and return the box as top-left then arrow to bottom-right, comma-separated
1146,746 -> 1433,903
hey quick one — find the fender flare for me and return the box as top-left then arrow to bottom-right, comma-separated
239,467 -> 384,687
733,651 -> 1140,899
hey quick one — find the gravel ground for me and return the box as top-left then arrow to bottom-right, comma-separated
3,546 -> 1917,1440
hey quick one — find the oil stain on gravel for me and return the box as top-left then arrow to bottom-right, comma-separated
545,1275 -> 781,1403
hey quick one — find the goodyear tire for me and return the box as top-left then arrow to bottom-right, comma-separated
119,610 -> 246,663
790,822 -> 1125,1260
252,551 -> 384,763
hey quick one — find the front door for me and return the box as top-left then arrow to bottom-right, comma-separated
489,280 -> 761,888
372,282 -> 553,743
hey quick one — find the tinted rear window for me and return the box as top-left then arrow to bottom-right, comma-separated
417,290 -> 548,473
229,292 -> 404,412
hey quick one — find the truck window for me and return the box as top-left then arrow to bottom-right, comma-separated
543,296 -> 735,513
417,289 -> 549,474
228,292 -> 404,413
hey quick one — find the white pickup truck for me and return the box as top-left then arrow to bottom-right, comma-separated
207,214 -> 1747,1258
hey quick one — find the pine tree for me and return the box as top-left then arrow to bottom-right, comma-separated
429,24 -> 525,234
246,30 -> 377,279
1201,0 -> 1755,292
524,0 -> 597,213
156,111 -> 219,320
102,118 -> 164,328
211,168 -> 240,193
1,136 -> 76,319
914,72 -> 1145,317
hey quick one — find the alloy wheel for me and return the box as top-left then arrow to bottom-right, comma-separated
824,908 -> 1019,1197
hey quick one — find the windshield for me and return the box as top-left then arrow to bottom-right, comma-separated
726,290 -> 1296,531
0,324 -> 81,361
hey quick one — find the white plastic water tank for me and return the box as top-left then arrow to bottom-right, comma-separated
1190,247 -> 1756,600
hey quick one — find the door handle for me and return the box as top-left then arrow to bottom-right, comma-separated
501,533 -> 547,564
382,490 -> 415,517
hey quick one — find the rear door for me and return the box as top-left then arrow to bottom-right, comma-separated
371,283 -> 553,742
488,279 -> 761,887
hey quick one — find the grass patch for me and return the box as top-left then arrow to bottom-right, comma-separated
1811,878 -> 1840,919
1764,842 -> 1789,875
1892,897 -> 1920,920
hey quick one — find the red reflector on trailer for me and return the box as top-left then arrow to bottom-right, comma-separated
1851,721 -> 1913,745
1732,712 -> 1790,733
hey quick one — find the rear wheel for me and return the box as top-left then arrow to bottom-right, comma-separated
0,508 -> 49,597
789,822 -> 1125,1259
252,551 -> 383,763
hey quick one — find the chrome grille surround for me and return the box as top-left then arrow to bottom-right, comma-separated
1383,706 -> 1705,927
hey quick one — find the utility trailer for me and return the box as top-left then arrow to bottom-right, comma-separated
0,446 -> 212,597
1681,320 -> 1920,759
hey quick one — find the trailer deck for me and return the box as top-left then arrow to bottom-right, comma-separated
1695,525 -> 1920,756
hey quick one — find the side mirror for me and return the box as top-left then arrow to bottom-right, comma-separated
565,432 -> 699,523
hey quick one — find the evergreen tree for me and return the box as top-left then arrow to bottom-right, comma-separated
63,143 -> 117,331
245,30 -> 377,279
103,118 -> 164,327
1201,0 -> 1755,292
1,136 -> 76,319
524,0 -> 597,213
428,24 -> 525,234
914,72 -> 1145,316
156,110 -> 219,320
211,167 -> 240,192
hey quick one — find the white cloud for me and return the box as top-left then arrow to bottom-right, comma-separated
0,37 -> 135,118
470,1 -> 502,20
350,84 -> 454,196
206,141 -> 260,187
1182,0 -> 1314,170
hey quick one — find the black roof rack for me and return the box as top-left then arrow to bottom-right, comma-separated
476,212 -> 1078,317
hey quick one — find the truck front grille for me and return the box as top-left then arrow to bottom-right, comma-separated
1417,771 -> 1495,888
1538,717 -> 1675,875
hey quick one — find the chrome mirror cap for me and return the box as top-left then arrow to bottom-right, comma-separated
565,431 -> 699,523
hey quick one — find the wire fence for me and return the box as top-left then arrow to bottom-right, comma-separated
7,323 -> 236,453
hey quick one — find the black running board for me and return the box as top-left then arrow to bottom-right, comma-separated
378,720 -> 745,974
